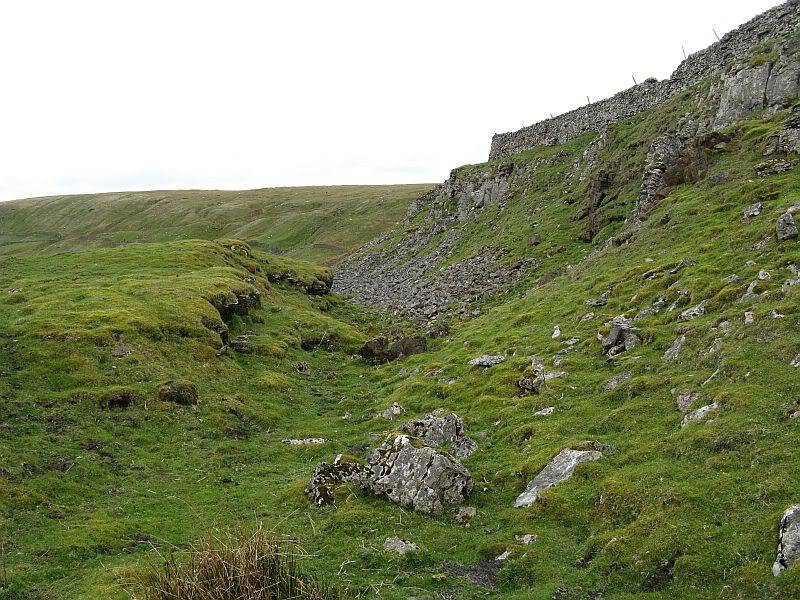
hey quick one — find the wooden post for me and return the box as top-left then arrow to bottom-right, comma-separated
682,45 -> 687,59
632,75 -> 638,85
713,28 -> 720,41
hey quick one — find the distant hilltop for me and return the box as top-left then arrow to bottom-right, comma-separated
489,0 -> 800,160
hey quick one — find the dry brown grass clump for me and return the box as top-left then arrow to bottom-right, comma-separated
136,528 -> 341,600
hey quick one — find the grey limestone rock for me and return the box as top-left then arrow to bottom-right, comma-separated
743,202 -> 763,218
681,402 -> 719,427
384,537 -> 419,555
514,448 -> 603,508
454,506 -> 477,527
604,372 -> 632,392
600,316 -> 641,358
360,434 -> 473,514
679,301 -> 706,321
777,211 -> 799,243
401,412 -> 477,460
774,504 -> 800,575
469,354 -> 505,368
663,335 -> 686,362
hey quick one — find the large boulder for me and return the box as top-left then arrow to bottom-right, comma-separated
514,448 -> 603,508
359,434 -> 473,514
774,504 -> 800,576
401,412 -> 477,460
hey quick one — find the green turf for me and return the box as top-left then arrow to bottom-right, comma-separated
0,184 -> 432,265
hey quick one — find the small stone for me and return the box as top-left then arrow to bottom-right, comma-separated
774,505 -> 800,575
496,549 -> 512,561
469,355 -> 505,367
704,337 -> 723,356
744,311 -> 755,325
552,325 -> 561,339
741,280 -> 760,303
284,438 -> 326,446
586,291 -> 610,307
579,312 -> 595,323
791,354 -> 800,368
604,372 -> 632,392
758,269 -> 772,281
679,301 -> 706,321
544,370 -> 567,381
777,211 -> 799,243
533,406 -> 556,417
230,335 -> 253,353
515,534 -> 538,545
783,265 -> 800,292
111,343 -> 131,358
669,258 -> 695,274
663,335 -> 686,362
743,202 -> 763,218
384,537 -> 418,555
454,506 -> 477,526
681,402 -> 718,427
723,274 -> 742,284
673,390 -> 700,412
379,402 -> 406,420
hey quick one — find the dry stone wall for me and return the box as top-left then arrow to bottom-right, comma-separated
490,1 -> 800,160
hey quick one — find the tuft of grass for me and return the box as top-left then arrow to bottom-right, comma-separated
134,527 -> 341,600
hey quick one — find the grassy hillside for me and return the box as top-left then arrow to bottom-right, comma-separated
2,108 -> 800,599
0,184 -> 431,264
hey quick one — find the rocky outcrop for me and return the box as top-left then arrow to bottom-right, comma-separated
333,164 -> 538,322
713,33 -> 800,130
514,448 -> 603,508
305,457 -> 365,506
774,504 -> 800,575
490,2 -> 800,160
211,288 -> 261,323
631,136 -> 689,223
766,105 -> 800,155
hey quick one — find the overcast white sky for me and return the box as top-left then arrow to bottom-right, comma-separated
0,0 -> 784,201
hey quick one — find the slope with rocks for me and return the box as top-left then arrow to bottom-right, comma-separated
3,3 -> 800,599
334,0 -> 800,323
